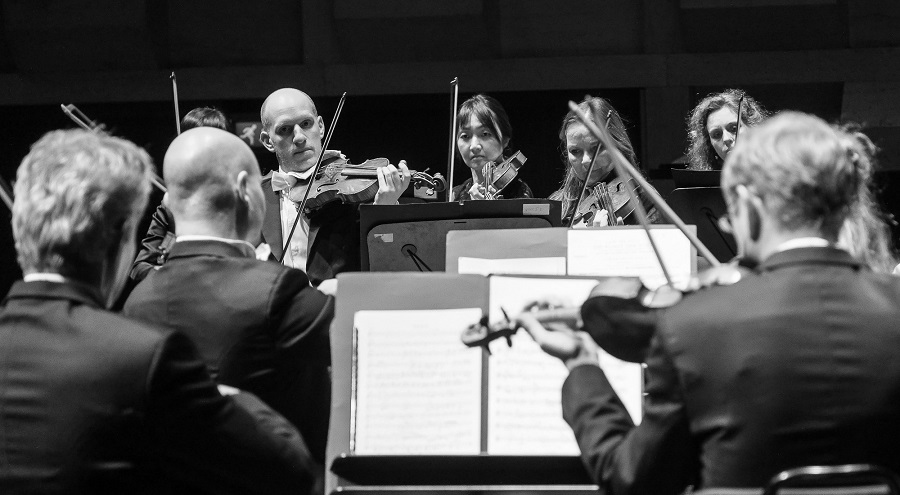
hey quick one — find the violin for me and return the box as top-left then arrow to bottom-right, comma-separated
481,151 -> 527,200
570,176 -> 648,227
462,265 -> 748,362
289,157 -> 447,212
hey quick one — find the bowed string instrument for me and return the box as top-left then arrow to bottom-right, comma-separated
462,97 -> 740,363
279,93 -> 447,263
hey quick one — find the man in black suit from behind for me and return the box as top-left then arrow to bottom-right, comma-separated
123,127 -> 335,465
521,112 -> 900,493
0,129 -> 316,494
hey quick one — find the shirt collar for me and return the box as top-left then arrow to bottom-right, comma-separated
175,235 -> 257,258
773,237 -> 832,254
23,272 -> 69,283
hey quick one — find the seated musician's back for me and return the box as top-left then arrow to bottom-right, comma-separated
527,112 -> 900,494
0,129 -> 316,494
122,127 -> 335,464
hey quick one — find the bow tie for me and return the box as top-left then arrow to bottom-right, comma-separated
271,171 -> 309,192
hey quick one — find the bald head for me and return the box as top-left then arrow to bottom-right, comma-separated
261,88 -> 318,130
164,127 -> 264,240
259,88 -> 325,173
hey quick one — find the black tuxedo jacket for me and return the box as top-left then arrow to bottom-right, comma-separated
564,247 -> 900,494
262,171 -> 361,286
123,239 -> 335,462
0,280 -> 316,494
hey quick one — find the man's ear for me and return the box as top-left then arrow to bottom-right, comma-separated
317,116 -> 325,140
234,170 -> 251,239
746,193 -> 764,242
259,128 -> 275,153
235,170 -> 250,204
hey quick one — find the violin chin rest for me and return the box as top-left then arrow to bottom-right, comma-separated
580,295 -> 658,363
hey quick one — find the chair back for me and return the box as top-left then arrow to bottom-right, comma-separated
763,464 -> 900,495
691,465 -> 900,495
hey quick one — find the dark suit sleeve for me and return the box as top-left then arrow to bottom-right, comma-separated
268,267 -> 335,462
561,333 -> 698,495
269,268 -> 334,364
147,330 -> 317,495
130,203 -> 176,282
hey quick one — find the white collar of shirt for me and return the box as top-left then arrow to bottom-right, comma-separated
773,237 -> 831,253
23,273 -> 68,283
279,166 -> 315,182
175,235 -> 257,258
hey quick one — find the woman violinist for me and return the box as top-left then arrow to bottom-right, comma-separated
686,89 -> 768,171
550,97 -> 661,227
451,94 -> 533,201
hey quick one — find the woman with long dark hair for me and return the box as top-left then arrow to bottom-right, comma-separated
451,94 -> 533,201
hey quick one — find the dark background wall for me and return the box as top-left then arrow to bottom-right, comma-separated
1,0 -> 899,296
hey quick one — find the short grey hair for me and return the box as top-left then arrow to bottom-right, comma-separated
13,129 -> 152,276
722,112 -> 860,237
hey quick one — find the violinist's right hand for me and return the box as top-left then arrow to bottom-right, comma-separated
685,258 -> 746,291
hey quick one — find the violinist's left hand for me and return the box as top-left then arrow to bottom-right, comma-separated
516,313 -> 599,371
588,209 -> 624,227
374,160 -> 411,205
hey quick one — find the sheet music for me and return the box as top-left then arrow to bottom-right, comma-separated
485,276 -> 603,455
353,308 -> 483,455
458,256 -> 567,276
567,227 -> 693,289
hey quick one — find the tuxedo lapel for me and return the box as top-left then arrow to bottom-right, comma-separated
261,175 -> 284,260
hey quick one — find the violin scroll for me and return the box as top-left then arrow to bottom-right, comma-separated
461,314 -> 518,353
460,303 -> 581,355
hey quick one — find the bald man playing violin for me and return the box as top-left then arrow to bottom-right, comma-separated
129,89 -> 411,290
259,88 -> 411,288
520,113 -> 900,493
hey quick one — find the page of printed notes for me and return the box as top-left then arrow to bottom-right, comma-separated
485,277 -> 601,455
457,256 -> 567,276
567,228 -> 693,290
353,308 -> 483,455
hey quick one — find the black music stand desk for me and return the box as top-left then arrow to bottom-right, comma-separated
360,199 -> 561,273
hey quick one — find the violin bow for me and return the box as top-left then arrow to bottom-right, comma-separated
278,91 -> 347,263
568,100 -> 721,280
61,103 -> 167,193
171,72 -> 181,135
734,94 -> 744,144
569,106 -> 612,228
447,77 -> 459,201
0,174 -> 13,212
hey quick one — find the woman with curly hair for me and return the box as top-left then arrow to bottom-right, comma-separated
686,89 -> 768,170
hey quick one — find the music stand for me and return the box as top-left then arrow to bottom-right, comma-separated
666,187 -> 737,263
359,199 -> 562,273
